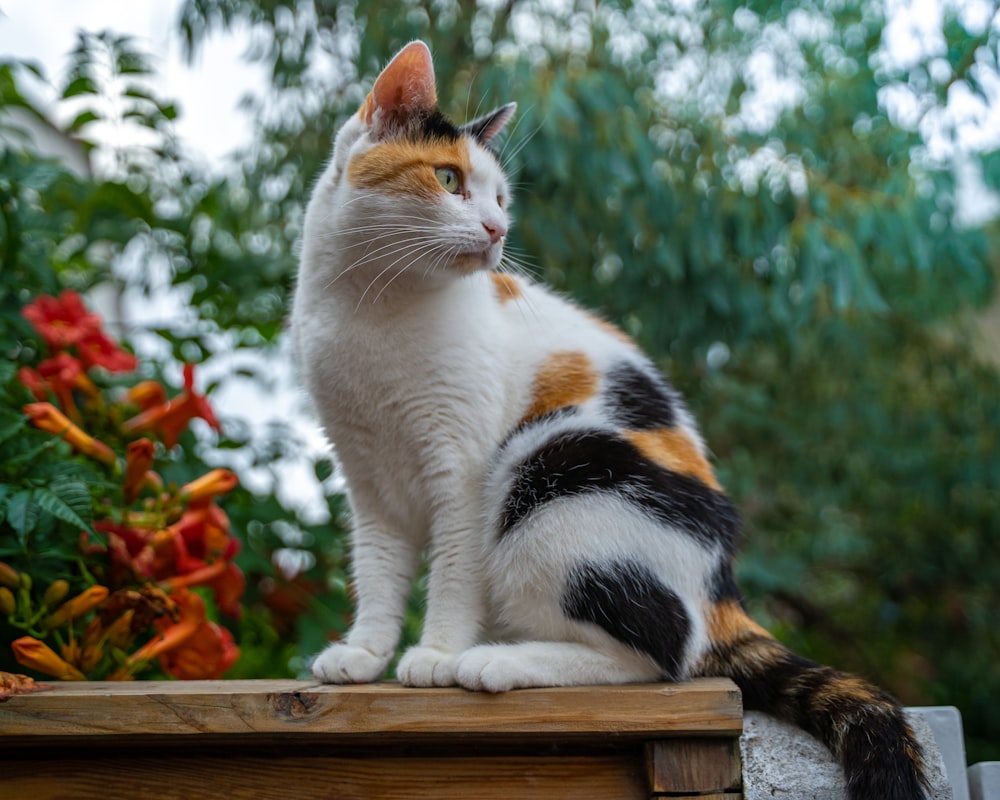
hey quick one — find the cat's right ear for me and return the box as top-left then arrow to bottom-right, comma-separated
462,103 -> 517,146
359,41 -> 438,139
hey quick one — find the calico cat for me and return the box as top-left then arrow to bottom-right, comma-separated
290,41 -> 928,800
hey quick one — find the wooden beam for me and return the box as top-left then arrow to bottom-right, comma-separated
0,678 -> 742,746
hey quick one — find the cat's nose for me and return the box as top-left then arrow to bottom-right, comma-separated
483,220 -> 506,244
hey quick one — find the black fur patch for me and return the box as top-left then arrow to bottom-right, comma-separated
392,108 -> 460,144
708,562 -> 744,602
603,361 -> 677,429
562,560 -> 691,680
498,428 -> 740,551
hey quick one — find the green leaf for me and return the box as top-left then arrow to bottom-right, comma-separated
62,75 -> 98,99
34,485 -> 93,533
314,458 -> 335,483
68,109 -> 101,131
6,490 -> 39,537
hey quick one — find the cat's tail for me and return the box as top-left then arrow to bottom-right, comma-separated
696,597 -> 929,800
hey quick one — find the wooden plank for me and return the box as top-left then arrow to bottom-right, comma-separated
1,752 -> 649,800
645,738 -> 742,795
0,679 -> 742,745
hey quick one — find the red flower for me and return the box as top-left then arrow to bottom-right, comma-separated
76,330 -> 138,373
97,520 -> 174,583
160,617 -> 239,679
122,364 -> 221,447
21,290 -> 136,374
22,290 -> 102,350
131,589 -> 239,680
168,502 -> 238,575
19,353 -> 100,416
165,561 -> 245,619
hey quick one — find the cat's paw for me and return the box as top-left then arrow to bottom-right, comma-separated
395,645 -> 459,687
455,645 -> 527,693
311,642 -> 391,684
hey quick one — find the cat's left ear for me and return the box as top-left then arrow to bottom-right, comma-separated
360,41 -> 438,138
462,102 -> 517,145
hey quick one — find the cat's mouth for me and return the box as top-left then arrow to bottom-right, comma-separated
454,241 -> 502,273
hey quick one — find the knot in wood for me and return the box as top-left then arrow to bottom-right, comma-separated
270,691 -> 320,720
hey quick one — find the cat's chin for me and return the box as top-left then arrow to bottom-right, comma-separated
452,246 -> 502,274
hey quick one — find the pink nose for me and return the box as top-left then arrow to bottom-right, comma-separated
483,221 -> 506,244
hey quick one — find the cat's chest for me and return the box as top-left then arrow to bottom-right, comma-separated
300,285 -> 510,449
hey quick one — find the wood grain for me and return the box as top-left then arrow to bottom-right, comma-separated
646,738 -> 742,793
0,678 -> 742,745
2,753 -> 650,800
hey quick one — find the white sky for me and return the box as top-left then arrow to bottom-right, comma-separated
0,0 -> 259,164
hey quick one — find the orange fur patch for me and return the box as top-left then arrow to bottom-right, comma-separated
707,599 -> 774,646
623,428 -> 721,490
808,673 -> 882,710
348,139 -> 472,198
490,273 -> 522,304
520,351 -> 599,425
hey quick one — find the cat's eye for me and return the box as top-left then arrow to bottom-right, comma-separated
435,167 -> 461,194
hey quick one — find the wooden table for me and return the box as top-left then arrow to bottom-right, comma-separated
0,678 -> 743,799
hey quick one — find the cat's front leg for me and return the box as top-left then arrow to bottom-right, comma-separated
396,509 -> 486,687
312,516 -> 420,684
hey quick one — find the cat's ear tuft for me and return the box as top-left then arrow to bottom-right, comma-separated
462,102 -> 517,146
360,41 -> 438,138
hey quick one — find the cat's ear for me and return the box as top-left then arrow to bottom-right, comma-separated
462,103 -> 517,145
359,41 -> 438,138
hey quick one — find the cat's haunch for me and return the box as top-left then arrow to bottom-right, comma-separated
290,40 -> 929,800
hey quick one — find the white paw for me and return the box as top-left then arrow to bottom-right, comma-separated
311,642 -> 390,684
395,645 -> 459,687
455,645 -> 527,693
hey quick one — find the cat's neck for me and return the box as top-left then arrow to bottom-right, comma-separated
299,243 -> 473,317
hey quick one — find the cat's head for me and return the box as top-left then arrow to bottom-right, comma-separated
307,41 -> 516,288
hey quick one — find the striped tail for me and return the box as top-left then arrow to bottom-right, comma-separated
698,596 -> 929,800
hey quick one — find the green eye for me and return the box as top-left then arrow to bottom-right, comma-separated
435,167 -> 461,194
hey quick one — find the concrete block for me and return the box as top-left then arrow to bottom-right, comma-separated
741,709 -> 952,799
909,707 -> 969,800
968,762 -> 1000,800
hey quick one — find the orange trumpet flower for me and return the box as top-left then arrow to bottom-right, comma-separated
12,636 -> 86,681
123,438 -> 156,504
23,402 -> 116,466
44,585 -> 109,629
122,364 -> 221,448
180,468 -> 238,504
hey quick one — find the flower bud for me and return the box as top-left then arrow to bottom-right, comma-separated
0,587 -> 15,617
43,579 -> 71,607
180,468 -> 239,503
44,585 -> 109,629
0,562 -> 19,589
12,636 -> 86,680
